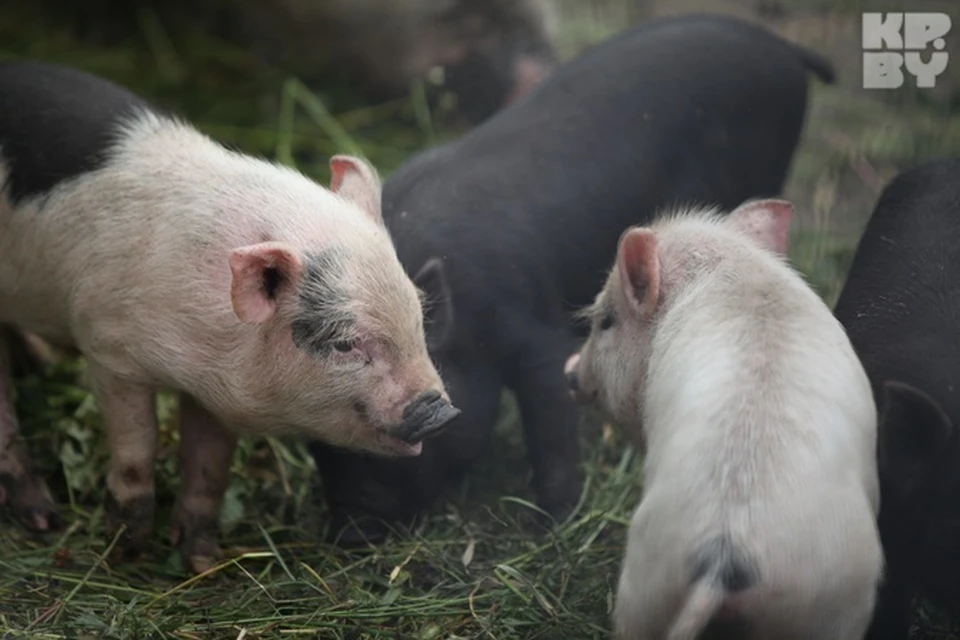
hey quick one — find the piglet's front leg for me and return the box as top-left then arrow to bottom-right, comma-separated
0,332 -> 59,531
170,393 -> 236,574
87,362 -> 159,562
504,324 -> 584,526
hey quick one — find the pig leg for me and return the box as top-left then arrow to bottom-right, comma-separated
0,330 -> 59,530
313,445 -> 403,546
87,363 -> 158,560
170,393 -> 235,574
316,443 -> 448,546
503,322 -> 583,524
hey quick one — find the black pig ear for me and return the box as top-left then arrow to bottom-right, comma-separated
414,258 -> 454,352
880,380 -> 954,468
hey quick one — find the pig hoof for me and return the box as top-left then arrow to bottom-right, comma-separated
104,492 -> 156,561
0,472 -> 61,532
170,511 -> 222,574
180,535 -> 222,575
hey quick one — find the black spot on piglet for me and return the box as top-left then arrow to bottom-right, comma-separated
690,534 -> 759,592
291,250 -> 356,356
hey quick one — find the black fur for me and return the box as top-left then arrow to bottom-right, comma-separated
690,535 -> 759,593
700,617 -> 753,640
683,536 -> 758,639
103,492 -> 155,559
0,60 -> 155,205
310,14 -> 835,545
291,250 -> 355,356
833,158 -> 960,640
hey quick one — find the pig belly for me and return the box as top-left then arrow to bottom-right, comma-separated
0,201 -> 79,346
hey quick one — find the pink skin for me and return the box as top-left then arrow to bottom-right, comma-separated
226,250 -> 444,458
229,242 -> 303,324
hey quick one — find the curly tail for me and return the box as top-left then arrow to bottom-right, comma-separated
667,579 -> 726,640
667,535 -> 759,640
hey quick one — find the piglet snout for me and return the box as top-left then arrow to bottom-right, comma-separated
564,353 -> 582,399
393,390 -> 461,444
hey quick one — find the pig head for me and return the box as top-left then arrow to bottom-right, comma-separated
221,156 -> 461,457
564,199 -> 794,444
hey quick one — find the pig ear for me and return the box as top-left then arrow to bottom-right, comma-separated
879,380 -> 955,469
413,257 -> 454,352
228,242 -> 304,324
617,227 -> 660,316
727,199 -> 793,255
330,155 -> 383,224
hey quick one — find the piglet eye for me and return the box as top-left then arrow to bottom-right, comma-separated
599,312 -> 615,331
333,340 -> 355,353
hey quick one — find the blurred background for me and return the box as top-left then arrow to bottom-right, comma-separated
0,0 -> 958,637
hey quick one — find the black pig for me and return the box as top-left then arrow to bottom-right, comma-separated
834,158 -> 960,640
311,13 -> 837,544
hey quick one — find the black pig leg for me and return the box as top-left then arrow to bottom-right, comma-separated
313,445 -> 401,546
504,325 -> 583,524
316,442 -> 450,546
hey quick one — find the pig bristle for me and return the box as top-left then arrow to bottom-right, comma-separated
574,293 -> 607,324
292,249 -> 357,355
112,108 -> 323,193
649,204 -> 725,229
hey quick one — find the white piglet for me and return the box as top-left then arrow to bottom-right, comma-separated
564,200 -> 882,639
0,60 -> 459,573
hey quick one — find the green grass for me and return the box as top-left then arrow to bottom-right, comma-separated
1,1 -> 959,638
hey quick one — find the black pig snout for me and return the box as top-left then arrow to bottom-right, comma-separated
393,390 -> 461,444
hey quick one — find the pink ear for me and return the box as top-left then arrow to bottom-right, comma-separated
330,155 -> 383,224
617,227 -> 660,315
228,242 -> 304,324
728,199 -> 793,255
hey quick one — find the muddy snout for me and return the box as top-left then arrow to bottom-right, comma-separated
392,390 -> 461,444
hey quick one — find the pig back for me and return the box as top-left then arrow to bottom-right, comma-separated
383,13 -> 819,318
0,60 -> 155,206
834,158 -> 960,413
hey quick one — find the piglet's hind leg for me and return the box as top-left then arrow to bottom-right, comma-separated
88,362 -> 159,562
170,393 -> 236,575
0,330 -> 59,531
